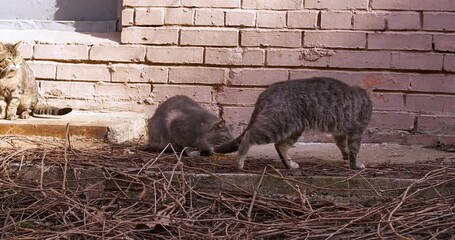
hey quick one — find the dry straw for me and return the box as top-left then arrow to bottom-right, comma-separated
0,135 -> 454,239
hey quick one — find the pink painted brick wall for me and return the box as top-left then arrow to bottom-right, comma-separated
9,0 -> 455,145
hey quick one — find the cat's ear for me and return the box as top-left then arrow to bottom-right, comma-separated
211,120 -> 226,130
13,41 -> 23,51
0,42 -> 5,51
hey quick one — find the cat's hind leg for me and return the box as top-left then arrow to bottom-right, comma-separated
333,134 -> 349,160
236,131 -> 252,170
274,132 -> 300,169
347,132 -> 365,170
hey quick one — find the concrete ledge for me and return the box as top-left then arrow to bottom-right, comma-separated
0,29 -> 120,45
0,111 -> 147,144
10,164 -> 455,204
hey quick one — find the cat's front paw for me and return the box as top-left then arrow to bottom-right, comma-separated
188,151 -> 201,158
20,111 -> 31,119
6,114 -> 18,120
350,162 -> 365,170
288,161 -> 300,169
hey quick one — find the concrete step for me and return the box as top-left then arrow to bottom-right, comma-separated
0,111 -> 147,144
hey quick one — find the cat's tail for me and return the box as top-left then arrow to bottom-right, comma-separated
213,131 -> 245,153
33,104 -> 73,116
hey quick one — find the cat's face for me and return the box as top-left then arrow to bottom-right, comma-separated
206,120 -> 235,147
0,41 -> 23,79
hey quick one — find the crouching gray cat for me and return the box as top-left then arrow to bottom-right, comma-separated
146,95 -> 234,157
214,77 -> 372,170
0,41 -> 72,120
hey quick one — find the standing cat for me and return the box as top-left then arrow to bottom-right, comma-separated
214,77 -> 372,170
146,95 -> 234,157
0,41 -> 72,120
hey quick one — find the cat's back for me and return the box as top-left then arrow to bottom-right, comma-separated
258,77 -> 369,107
250,77 -> 372,132
151,95 -> 218,124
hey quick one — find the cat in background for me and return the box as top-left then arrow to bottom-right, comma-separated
146,95 -> 234,157
0,41 -> 72,120
215,77 -> 372,170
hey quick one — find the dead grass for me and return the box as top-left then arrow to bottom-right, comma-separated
0,135 -> 454,239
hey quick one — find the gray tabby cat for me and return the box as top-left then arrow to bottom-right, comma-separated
0,41 -> 72,120
214,77 -> 372,170
147,95 -> 234,157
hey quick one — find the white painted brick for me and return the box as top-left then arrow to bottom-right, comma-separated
370,93 -> 405,111
135,8 -> 164,26
350,72 -> 411,91
353,12 -> 386,30
34,44 -> 88,60
90,45 -> 146,62
290,70 -> 351,82
146,46 -> 203,64
242,0 -> 303,10
444,54 -> 455,72
221,106 -> 254,135
305,0 -> 368,9
205,48 -> 264,66
321,11 -> 353,29
241,30 -> 302,47
304,31 -> 366,49
111,64 -> 168,83
168,67 -> 226,84
18,43 -> 33,59
225,10 -> 256,27
434,35 -> 455,52
94,83 -> 152,101
371,0 -> 411,10
411,0 -> 455,11
122,8 -> 135,26
124,0 -> 181,7
180,28 -> 238,46
164,8 -> 194,25
423,13 -> 455,31
217,87 -> 264,105
40,81 -> 96,99
56,64 -> 110,81
408,74 -> 455,93
329,51 -> 392,69
229,68 -> 288,86
267,49 -> 329,67
195,9 -> 225,26
257,11 -> 287,28
183,0 -> 240,8
391,52 -> 444,71
242,49 -> 265,66
152,85 -> 213,103
387,12 -> 420,30
27,61 -> 57,79
287,11 -> 318,29
369,33 -> 432,51
121,27 -> 179,45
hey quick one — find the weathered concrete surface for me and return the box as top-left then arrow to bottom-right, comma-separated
0,111 -> 147,144
246,142 -> 455,166
8,164 -> 455,204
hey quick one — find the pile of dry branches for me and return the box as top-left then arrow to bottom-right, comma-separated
0,136 -> 454,239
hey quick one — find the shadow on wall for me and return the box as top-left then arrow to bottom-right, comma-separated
54,0 -> 121,32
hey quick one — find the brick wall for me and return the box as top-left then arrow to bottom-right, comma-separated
19,0 -> 455,145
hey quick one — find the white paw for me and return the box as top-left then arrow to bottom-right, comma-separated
351,162 -> 365,170
288,161 -> 300,169
236,161 -> 244,170
188,151 -> 201,158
